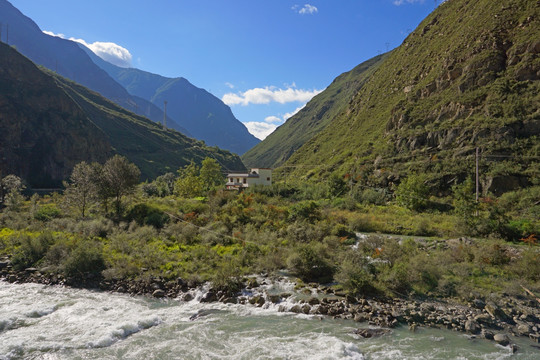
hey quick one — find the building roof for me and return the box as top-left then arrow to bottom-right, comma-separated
226,173 -> 259,178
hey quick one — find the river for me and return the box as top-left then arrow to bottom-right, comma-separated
1,281 -> 538,359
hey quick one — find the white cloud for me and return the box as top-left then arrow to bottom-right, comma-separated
225,82 -> 235,89
244,122 -> 277,140
43,30 -> 132,68
393,0 -> 425,5
283,105 -> 305,120
222,86 -> 322,106
264,116 -> 282,124
293,4 -> 319,15
43,30 -> 65,38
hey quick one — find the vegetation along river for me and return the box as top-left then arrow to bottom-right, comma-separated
1,281 -> 539,359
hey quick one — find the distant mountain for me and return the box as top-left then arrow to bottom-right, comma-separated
0,42 -> 245,188
0,0 -> 187,134
242,53 -> 388,169
266,0 -> 539,195
83,48 -> 260,155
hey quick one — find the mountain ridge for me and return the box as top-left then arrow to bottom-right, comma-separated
0,42 -> 245,187
80,44 -> 260,155
270,0 -> 539,195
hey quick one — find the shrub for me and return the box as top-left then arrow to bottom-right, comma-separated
62,240 -> 105,278
11,232 -> 53,270
126,203 -> 169,229
395,174 -> 429,211
34,204 -> 62,222
334,251 -> 377,295
287,242 -> 334,283
288,201 -> 321,222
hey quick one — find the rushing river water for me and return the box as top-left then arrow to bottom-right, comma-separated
1,281 -> 538,359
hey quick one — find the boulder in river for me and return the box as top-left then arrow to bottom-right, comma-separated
354,328 -> 392,338
493,333 -> 510,346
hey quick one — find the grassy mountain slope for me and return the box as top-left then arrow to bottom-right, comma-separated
83,47 -> 260,155
53,72 -> 245,178
242,53 -> 388,168
0,43 -> 245,187
0,0 -> 181,133
280,0 -> 539,195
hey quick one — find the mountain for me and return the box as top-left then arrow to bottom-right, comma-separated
0,42 -> 245,188
83,47 -> 260,155
269,0 -> 539,195
0,0 -> 187,135
242,53 -> 388,169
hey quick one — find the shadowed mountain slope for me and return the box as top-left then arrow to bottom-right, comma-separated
0,43 -> 244,187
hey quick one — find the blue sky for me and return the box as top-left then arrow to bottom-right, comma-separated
10,0 -> 440,139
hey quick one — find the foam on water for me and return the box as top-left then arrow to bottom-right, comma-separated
1,281 -> 539,359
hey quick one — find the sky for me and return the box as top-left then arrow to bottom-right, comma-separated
9,0 -> 440,140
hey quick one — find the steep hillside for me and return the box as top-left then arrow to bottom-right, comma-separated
281,0 -> 539,195
0,42 -> 112,187
0,43 -> 245,187
0,0 -> 183,132
83,49 -> 260,155
242,53 -> 388,168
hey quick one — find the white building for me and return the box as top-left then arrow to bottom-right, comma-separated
226,168 -> 272,189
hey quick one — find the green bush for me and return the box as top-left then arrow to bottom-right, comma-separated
395,174 -> 429,211
334,252 -> 377,295
288,201 -> 321,222
287,242 -> 334,282
126,203 -> 170,229
34,204 -> 62,222
62,240 -> 105,278
11,232 -> 53,270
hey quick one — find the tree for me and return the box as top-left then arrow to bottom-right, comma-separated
175,162 -> 203,198
100,155 -> 141,216
200,158 -> 223,190
63,162 -> 98,218
0,174 -> 25,210
395,174 -> 429,211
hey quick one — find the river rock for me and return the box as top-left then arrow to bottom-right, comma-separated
152,289 -> 165,298
493,333 -> 510,346
481,329 -> 494,340
200,291 -> 217,303
290,305 -> 302,314
354,328 -> 391,338
302,305 -> 311,314
517,323 -> 531,336
465,319 -> 481,334
308,297 -> 320,306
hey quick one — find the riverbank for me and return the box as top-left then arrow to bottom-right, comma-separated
2,259 -> 539,353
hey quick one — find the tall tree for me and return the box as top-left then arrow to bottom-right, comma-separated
0,174 -> 25,210
63,162 -> 97,218
200,158 -> 224,191
101,155 -> 141,216
175,162 -> 203,198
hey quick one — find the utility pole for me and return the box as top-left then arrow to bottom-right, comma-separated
163,100 -> 168,128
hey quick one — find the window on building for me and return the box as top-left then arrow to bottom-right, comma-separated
243,178 -> 247,184
267,177 -> 270,181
